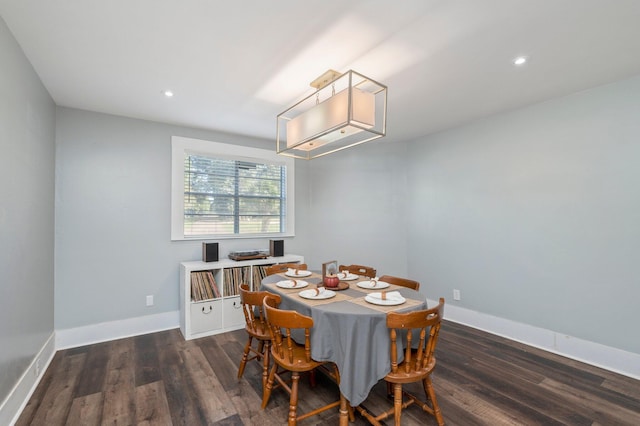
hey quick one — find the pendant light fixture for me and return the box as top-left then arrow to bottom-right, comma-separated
276,69 -> 387,160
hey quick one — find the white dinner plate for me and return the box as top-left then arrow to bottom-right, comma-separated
357,280 -> 390,290
299,289 -> 336,300
285,270 -> 312,278
276,279 -> 309,289
338,272 -> 359,281
365,293 -> 406,306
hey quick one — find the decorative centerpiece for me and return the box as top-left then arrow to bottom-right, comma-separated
323,273 -> 340,288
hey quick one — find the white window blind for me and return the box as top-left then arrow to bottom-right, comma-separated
183,155 -> 286,236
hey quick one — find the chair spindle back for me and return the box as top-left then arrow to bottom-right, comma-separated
387,298 -> 444,375
263,295 -> 314,364
239,284 -> 281,336
338,264 -> 377,278
264,263 -> 308,276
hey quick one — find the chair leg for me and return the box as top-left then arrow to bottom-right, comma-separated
288,372 -> 300,425
338,393 -> 350,426
393,383 -> 403,426
423,377 -> 444,426
261,362 -> 278,409
238,335 -> 254,379
308,368 -> 317,387
262,341 -> 270,390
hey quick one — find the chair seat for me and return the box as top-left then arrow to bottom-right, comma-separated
245,318 -> 270,340
271,344 -> 324,372
385,358 -> 435,384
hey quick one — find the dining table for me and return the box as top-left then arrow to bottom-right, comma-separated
260,271 -> 429,407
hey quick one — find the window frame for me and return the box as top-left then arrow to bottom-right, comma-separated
171,136 -> 295,240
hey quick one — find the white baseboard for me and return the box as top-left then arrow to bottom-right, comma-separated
56,310 -> 180,350
0,332 -> 56,426
432,298 -> 640,380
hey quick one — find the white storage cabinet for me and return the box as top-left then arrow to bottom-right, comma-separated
179,254 -> 304,340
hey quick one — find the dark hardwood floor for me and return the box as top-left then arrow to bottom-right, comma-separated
17,321 -> 640,425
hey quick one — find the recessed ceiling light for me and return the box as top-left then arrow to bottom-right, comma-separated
513,56 -> 527,66
163,90 -> 174,98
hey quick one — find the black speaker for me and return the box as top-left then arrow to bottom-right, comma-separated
202,242 -> 219,262
270,239 -> 284,257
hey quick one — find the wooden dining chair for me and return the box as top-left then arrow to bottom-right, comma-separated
262,295 -> 351,426
264,262 -> 308,276
237,284 -> 282,390
378,274 -> 420,291
338,264 -> 377,278
355,298 -> 446,426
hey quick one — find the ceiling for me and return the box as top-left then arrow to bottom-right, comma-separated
2,0 -> 640,146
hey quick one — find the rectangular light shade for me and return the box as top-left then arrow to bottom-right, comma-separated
286,87 -> 374,149
277,70 -> 387,160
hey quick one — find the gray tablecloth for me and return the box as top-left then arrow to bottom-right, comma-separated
261,273 -> 428,406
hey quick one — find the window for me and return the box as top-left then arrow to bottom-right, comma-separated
171,136 -> 295,240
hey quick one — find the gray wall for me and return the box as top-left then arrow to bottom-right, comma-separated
0,16 -> 56,405
302,142 -> 409,275
54,108 -> 311,329
406,75 -> 640,354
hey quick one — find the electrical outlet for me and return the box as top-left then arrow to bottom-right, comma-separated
453,289 -> 461,301
146,295 -> 154,306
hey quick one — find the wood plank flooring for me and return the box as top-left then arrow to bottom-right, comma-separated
17,321 -> 640,425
